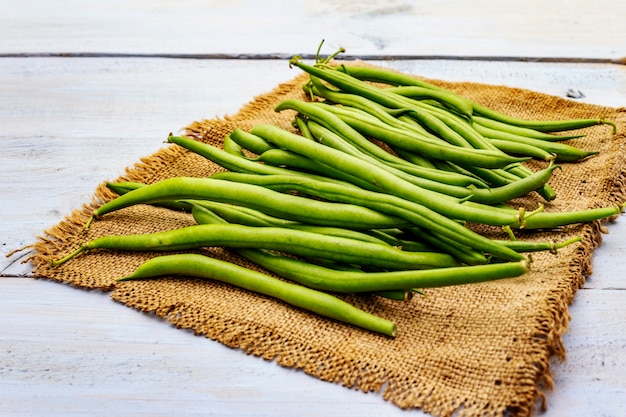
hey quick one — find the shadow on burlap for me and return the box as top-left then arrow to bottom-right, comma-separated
28,64 -> 626,417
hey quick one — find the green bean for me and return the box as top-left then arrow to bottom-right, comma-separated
187,204 -> 526,300
308,76 -> 471,149
384,104 -> 554,194
307,105 -> 557,203
191,198 -> 444,254
118,253 -> 398,337
238,249 -> 530,293
473,123 -> 599,162
89,176 -> 410,231
386,101 -> 559,200
277,98 -> 528,170
303,100 -> 457,165
369,91 -> 501,154
516,203 -> 625,229
288,62 -> 531,168
306,76 -> 404,126
106,180 -> 145,195
365,229 -> 434,253
383,85 -> 474,119
56,223 -> 460,270
335,65 -> 452,94
168,134 -> 374,191
191,199 -> 297,227
472,103 -> 617,134
471,116 -> 584,141
406,226 -> 489,265
390,143 -> 438,169
304,120 -> 478,200
333,64 -> 616,134
373,290 -> 413,301
305,112 -> 488,188
106,181 -> 146,195
190,199 -> 297,227
494,236 -> 582,254
307,116 -> 557,205
499,162 -> 557,202
187,204 -> 527,293
249,124 -> 554,222
395,113 -> 441,139
106,181 -> 193,212
223,135 -> 246,157
190,201 -> 393,247
250,148 -> 375,190
209,171 -> 526,261
486,139 -> 556,161
360,101 -> 556,201
229,128 -> 276,154
294,115 -> 315,140
282,96 -> 445,163
189,202 -> 412,302
167,134 -> 287,176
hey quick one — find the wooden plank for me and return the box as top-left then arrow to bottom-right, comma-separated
0,277 -> 414,417
547,289 -> 626,416
1,0 -> 624,60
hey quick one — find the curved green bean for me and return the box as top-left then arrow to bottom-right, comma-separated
106,181 -> 193,212
333,64 -> 616,134
229,129 -> 276,154
118,253 -> 398,337
470,116 -> 584,141
472,103 -> 617,134
168,134 -> 375,191
189,201 -> 394,247
382,85 -> 474,119
287,62 -> 530,168
487,138 -> 556,161
495,236 -> 582,254
223,135 -> 246,157
55,223 -> 459,270
89,176 -> 410,231
304,110 -> 489,188
248,123 -> 546,227
306,116 -> 558,205
239,249 -> 530,293
474,123 -> 599,162
209,171 -> 526,261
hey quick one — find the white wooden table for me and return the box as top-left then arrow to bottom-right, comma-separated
1,2 -> 625,416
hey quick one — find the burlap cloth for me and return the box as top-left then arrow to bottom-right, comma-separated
28,64 -> 626,417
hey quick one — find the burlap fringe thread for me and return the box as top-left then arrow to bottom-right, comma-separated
25,66 -> 626,417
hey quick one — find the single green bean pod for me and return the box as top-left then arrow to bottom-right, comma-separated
59,223 -> 460,270
119,253 -> 398,337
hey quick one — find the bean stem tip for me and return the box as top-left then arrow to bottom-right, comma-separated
50,245 -> 87,267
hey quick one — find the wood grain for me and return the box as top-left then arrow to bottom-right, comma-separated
1,1 -> 625,416
1,0 -> 625,60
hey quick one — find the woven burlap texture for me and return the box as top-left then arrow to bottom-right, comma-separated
30,65 -> 626,417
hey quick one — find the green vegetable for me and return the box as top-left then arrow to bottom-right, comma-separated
118,253 -> 398,337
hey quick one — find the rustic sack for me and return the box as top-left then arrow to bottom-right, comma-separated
29,64 -> 626,417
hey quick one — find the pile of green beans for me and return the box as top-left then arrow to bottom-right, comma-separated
52,49 -> 622,337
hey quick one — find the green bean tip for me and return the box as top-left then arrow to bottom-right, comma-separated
289,56 -> 302,68
83,215 -> 95,232
600,119 -> 618,134
550,236 -> 583,254
50,245 -> 88,267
